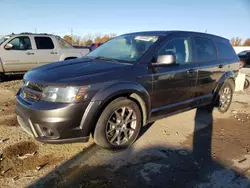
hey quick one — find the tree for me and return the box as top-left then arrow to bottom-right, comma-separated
243,38 -> 250,46
230,37 -> 242,46
72,35 -> 81,46
84,39 -> 93,45
63,35 -> 72,44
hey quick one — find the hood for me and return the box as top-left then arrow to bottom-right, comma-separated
24,58 -> 131,84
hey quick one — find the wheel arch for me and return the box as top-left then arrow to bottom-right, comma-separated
92,82 -> 151,125
213,71 -> 235,102
79,82 -> 151,136
64,57 -> 77,60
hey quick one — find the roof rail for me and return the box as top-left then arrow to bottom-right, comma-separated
18,32 -> 51,35
19,32 -> 33,34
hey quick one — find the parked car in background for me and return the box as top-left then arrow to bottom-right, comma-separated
89,43 -> 102,51
16,31 -> 239,150
238,50 -> 250,67
0,33 -> 90,80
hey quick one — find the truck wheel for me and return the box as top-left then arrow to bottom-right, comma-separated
0,73 -> 4,82
217,80 -> 234,113
94,97 -> 142,150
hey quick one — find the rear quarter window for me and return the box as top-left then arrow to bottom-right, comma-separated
194,37 -> 217,61
216,40 -> 236,59
35,37 -> 54,49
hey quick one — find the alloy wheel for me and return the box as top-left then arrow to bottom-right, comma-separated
218,86 -> 232,111
106,107 -> 137,146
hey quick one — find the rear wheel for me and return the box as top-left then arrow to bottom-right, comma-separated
94,97 -> 142,150
244,78 -> 250,90
217,80 -> 234,113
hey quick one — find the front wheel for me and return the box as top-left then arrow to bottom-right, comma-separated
94,97 -> 142,150
217,80 -> 234,113
0,73 -> 4,82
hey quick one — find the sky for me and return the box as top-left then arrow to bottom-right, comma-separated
1,0 -> 250,40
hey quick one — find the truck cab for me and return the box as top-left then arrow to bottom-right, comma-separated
0,33 -> 90,80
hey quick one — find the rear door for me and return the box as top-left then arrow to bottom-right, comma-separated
1,36 -> 37,72
194,37 -> 224,98
32,36 -> 59,66
151,35 -> 199,116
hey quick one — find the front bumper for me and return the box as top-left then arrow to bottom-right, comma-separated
15,94 -> 91,144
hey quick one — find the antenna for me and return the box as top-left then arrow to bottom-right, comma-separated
71,28 -> 73,45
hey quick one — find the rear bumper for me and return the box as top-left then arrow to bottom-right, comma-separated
15,94 -> 92,144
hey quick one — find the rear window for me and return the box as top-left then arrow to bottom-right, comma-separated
35,37 -> 54,49
216,40 -> 236,59
195,37 -> 217,61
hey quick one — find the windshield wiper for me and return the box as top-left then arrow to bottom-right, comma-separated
92,56 -> 121,63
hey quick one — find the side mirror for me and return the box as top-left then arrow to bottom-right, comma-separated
154,54 -> 176,66
5,43 -> 13,50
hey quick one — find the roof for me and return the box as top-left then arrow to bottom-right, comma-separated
6,33 -> 57,37
122,30 -> 228,41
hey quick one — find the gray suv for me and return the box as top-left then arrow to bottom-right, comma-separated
16,31 -> 239,150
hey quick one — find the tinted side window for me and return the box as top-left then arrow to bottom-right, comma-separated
158,38 -> 192,64
216,40 -> 236,59
195,38 -> 217,61
35,37 -> 54,49
8,36 -> 32,50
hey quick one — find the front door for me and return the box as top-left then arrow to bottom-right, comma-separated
151,37 -> 198,117
1,36 -> 36,72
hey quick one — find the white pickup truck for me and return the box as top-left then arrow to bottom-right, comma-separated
0,33 -> 90,80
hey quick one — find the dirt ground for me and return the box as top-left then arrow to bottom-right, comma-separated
0,69 -> 250,188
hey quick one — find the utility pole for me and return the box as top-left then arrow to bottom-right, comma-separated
71,28 -> 73,45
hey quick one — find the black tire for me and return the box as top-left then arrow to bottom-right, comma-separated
64,57 -> 77,60
94,97 -> 142,150
217,80 -> 234,113
0,73 -> 4,82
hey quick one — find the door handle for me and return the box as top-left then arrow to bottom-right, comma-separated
187,69 -> 198,74
51,51 -> 58,54
26,52 -> 34,55
218,64 -> 223,68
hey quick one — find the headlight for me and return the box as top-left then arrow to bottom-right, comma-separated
41,86 -> 88,103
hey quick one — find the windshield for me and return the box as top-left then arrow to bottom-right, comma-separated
87,35 -> 159,62
0,35 -> 11,46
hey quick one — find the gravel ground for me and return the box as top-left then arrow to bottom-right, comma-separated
0,69 -> 250,188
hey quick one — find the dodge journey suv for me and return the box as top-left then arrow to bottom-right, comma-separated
16,31 -> 239,149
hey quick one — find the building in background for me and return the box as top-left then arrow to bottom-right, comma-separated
233,46 -> 250,54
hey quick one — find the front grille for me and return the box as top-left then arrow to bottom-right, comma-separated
21,80 -> 44,102
23,80 -> 44,92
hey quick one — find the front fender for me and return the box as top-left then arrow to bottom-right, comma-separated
92,81 -> 151,118
78,82 -> 151,135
